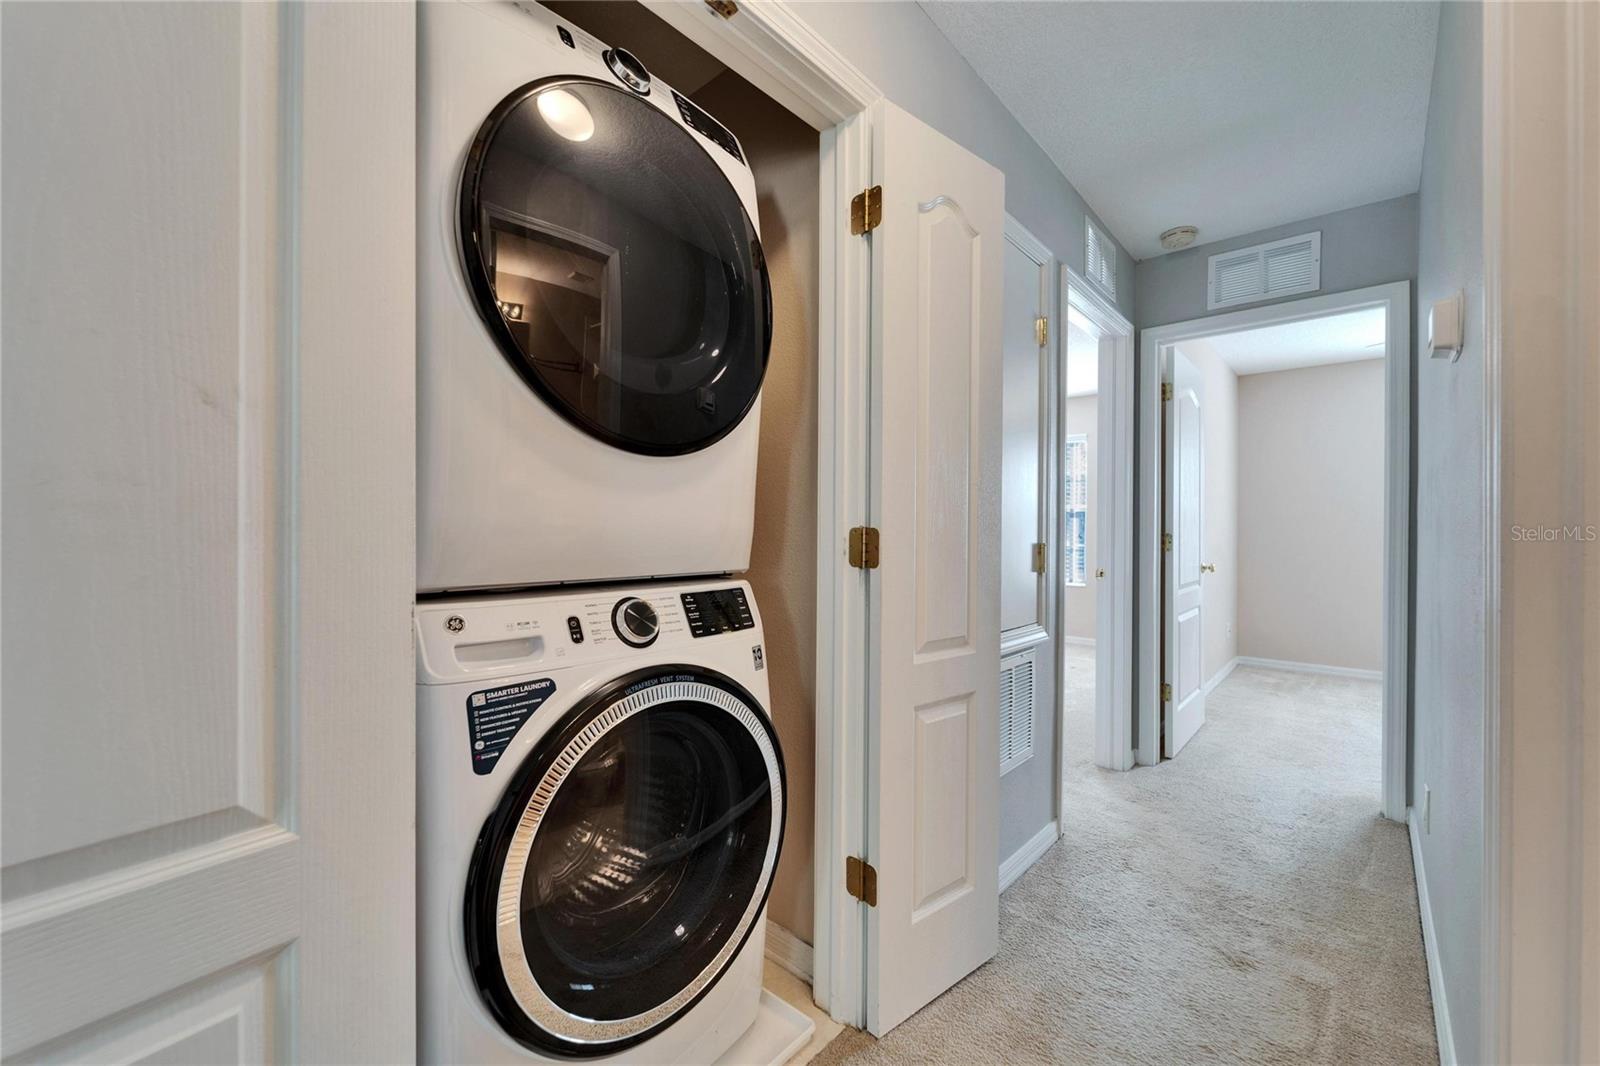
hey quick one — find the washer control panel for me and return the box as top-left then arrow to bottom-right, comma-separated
681,587 -> 755,638
416,580 -> 758,683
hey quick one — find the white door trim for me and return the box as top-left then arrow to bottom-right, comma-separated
1136,282 -> 1411,821
1479,4 -> 1598,1061
639,1 -> 882,1028
1062,268 -> 1136,786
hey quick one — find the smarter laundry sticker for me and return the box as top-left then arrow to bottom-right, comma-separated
466,678 -> 556,776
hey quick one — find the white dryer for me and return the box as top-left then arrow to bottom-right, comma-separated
419,1 -> 772,593
416,579 -> 785,1062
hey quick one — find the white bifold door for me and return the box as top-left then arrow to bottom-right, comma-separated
866,100 -> 1005,1035
1,5 -> 415,1061
1163,350 -> 1207,756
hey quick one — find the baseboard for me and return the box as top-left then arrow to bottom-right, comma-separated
1203,657 -> 1239,695
764,920 -> 813,983
1234,656 -> 1382,682
1060,635 -> 1096,647
1408,811 -> 1457,1065
999,820 -> 1058,893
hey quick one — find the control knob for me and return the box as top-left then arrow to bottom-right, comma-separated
603,47 -> 651,95
611,597 -> 659,648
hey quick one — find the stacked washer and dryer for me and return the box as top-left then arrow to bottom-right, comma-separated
416,3 -> 797,1062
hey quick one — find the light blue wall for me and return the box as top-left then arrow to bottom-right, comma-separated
1133,194 -> 1419,330
1411,3 -> 1485,1061
793,1 -> 1134,863
794,2 -> 1137,324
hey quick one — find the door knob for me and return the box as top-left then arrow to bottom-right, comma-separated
1096,568 -> 1105,579
1201,563 -> 1216,573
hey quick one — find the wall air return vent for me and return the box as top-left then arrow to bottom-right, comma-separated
1085,220 -> 1117,300
1206,231 -> 1321,310
999,649 -> 1037,776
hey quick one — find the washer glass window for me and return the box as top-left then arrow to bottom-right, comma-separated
465,669 -> 784,1057
460,78 -> 770,456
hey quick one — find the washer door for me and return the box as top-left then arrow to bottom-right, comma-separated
459,77 -> 771,456
464,666 -> 784,1058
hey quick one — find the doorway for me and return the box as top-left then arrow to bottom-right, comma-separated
1060,269 -> 1136,798
1137,282 -> 1412,819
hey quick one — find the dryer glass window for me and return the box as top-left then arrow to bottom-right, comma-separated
461,78 -> 770,456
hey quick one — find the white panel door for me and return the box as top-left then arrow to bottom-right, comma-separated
999,223 -> 1052,641
867,100 -> 1004,1036
1162,350 -> 1207,756
1,4 -> 415,1061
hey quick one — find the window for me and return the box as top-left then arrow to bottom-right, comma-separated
1064,434 -> 1088,586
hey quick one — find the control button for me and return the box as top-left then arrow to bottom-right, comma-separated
611,597 -> 659,648
567,616 -> 584,644
556,25 -> 574,48
603,47 -> 651,95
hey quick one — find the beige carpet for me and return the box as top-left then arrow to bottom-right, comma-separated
813,653 -> 1437,1065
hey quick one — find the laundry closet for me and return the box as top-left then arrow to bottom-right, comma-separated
539,0 -> 823,957
414,1 -> 822,1062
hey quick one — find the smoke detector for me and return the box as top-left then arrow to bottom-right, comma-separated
1160,225 -> 1199,251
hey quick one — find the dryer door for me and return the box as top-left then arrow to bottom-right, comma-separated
465,665 -> 784,1058
459,77 -> 771,457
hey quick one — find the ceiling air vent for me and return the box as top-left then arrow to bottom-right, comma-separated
1085,220 -> 1117,300
999,649 -> 1036,776
1206,231 -> 1321,310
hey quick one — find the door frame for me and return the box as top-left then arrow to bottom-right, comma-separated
640,0 -> 880,1027
1136,281 -> 1412,821
1060,269 -> 1136,789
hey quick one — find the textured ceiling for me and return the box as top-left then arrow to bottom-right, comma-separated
1184,307 -> 1386,376
920,1 -> 1439,259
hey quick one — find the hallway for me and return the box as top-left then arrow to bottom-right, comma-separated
816,657 -> 1437,1065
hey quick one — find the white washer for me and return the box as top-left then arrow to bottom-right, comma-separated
419,1 -> 771,593
417,579 -> 784,1063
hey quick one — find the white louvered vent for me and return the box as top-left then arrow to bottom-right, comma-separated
1206,231 -> 1321,310
999,650 -> 1036,776
1085,221 -> 1117,299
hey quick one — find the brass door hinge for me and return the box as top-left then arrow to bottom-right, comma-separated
1161,682 -> 1172,702
704,0 -> 738,17
846,855 -> 878,907
1162,532 -> 1173,552
1035,316 -> 1049,346
848,526 -> 880,569
1032,542 -> 1047,573
850,185 -> 882,235
1162,381 -> 1174,402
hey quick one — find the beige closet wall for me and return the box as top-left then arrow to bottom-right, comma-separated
691,75 -> 821,943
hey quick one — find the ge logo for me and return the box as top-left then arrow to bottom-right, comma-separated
446,615 -> 465,633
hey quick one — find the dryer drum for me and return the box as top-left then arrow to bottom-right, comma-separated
463,666 -> 786,1058
459,76 -> 773,457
